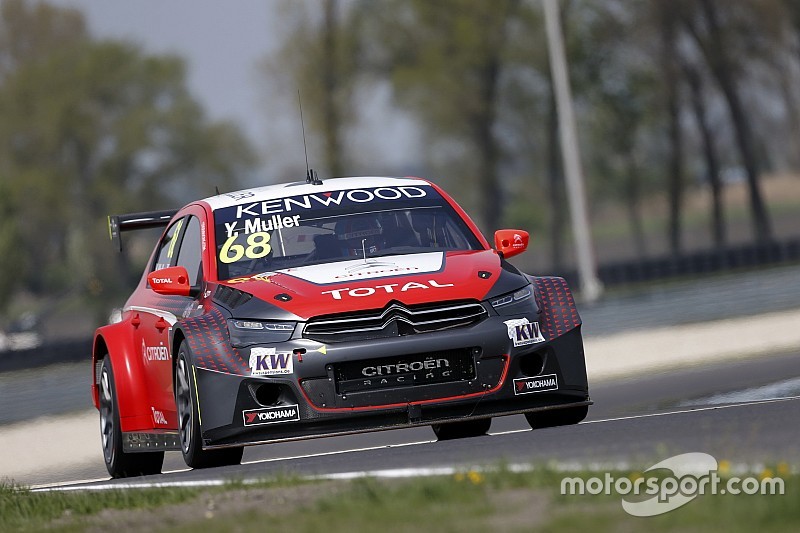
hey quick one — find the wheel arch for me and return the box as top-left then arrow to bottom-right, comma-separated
171,327 -> 187,374
91,333 -> 109,409
92,322 -> 153,432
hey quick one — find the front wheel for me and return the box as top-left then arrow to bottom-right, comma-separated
99,357 -> 164,478
525,405 -> 588,430
175,342 -> 243,469
432,418 -> 492,440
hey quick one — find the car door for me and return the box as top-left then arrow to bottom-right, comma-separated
137,216 -> 192,428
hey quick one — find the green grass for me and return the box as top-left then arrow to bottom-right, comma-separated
192,468 -> 799,533
2,467 -> 797,532
542,481 -> 800,533
0,480 -> 199,532
177,476 -> 493,533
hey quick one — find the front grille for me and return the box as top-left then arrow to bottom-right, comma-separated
334,348 -> 476,394
303,300 -> 487,343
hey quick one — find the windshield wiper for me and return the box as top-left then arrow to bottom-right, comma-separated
365,247 -> 425,258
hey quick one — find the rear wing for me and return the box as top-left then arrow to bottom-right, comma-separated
108,209 -> 178,252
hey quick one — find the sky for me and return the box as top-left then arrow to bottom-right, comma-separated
48,0 -> 421,180
51,0 -> 277,153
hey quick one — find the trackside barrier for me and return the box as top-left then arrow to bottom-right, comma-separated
553,238 -> 800,288
0,338 -> 91,373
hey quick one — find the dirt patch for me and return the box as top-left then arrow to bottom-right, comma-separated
487,487 -> 551,531
46,481 -> 555,532
51,481 -> 347,532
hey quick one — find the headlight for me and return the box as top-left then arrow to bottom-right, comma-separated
227,319 -> 296,347
489,285 -> 537,315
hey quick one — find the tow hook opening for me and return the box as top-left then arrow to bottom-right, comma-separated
251,383 -> 283,406
519,350 -> 546,377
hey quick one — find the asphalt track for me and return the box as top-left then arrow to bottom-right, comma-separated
35,350 -> 800,490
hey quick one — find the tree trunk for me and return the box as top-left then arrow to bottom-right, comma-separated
547,83 -> 565,271
683,63 -> 725,248
659,4 -> 684,255
775,52 -> 800,169
322,0 -> 342,177
697,0 -> 772,242
625,154 -> 647,260
778,0 -> 800,143
475,58 -> 501,235
474,2 -> 518,235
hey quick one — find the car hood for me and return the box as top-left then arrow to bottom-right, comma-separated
218,250 -> 527,321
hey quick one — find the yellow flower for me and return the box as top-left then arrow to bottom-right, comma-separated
467,470 -> 484,485
777,463 -> 790,477
759,468 -> 774,481
718,460 -> 731,475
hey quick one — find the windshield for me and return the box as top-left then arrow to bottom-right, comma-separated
213,184 -> 483,280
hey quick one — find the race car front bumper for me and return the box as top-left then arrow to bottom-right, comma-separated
191,315 -> 590,449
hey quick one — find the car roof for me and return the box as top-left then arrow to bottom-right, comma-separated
201,176 -> 429,212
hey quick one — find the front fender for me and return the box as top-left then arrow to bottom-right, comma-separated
92,320 -> 154,432
175,307 -> 248,375
531,276 -> 582,338
174,307 -> 250,436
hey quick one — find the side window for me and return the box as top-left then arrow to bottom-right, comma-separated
152,218 -> 184,272
176,216 -> 203,286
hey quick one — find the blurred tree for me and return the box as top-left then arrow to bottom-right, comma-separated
261,0 -> 359,178
679,0 -> 773,242
681,59 -> 725,248
0,0 -> 85,78
558,1 -> 662,260
767,1 -> 800,169
321,0 -> 343,176
264,0 -> 800,274
0,0 -> 256,318
359,0 -> 523,234
545,82 -> 566,270
657,1 -> 687,255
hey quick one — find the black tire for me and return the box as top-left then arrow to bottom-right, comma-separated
432,418 -> 492,441
525,405 -> 588,430
98,357 -> 164,478
175,342 -> 244,469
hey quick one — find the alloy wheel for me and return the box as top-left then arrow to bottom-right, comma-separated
99,366 -> 115,463
176,356 -> 193,454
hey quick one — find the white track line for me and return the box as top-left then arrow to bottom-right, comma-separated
240,439 -> 436,467
580,394 -> 800,425
486,395 -> 800,437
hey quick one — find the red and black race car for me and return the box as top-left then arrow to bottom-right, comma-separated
92,176 -> 590,477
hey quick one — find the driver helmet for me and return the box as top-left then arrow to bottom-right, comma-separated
335,216 -> 384,257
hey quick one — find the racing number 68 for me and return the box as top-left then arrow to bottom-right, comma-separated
219,232 -> 272,263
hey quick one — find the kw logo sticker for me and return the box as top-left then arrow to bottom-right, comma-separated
249,347 -> 293,376
504,318 -> 545,347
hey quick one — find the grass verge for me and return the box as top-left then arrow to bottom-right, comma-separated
0,480 -> 199,532
2,466 -> 797,532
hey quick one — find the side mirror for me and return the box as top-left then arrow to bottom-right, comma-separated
494,229 -> 529,259
148,266 -> 194,297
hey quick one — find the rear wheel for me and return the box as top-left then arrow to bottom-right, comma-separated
99,357 -> 164,478
175,342 -> 243,468
525,405 -> 588,430
432,418 -> 492,441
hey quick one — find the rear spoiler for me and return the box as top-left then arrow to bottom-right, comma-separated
108,209 -> 178,252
